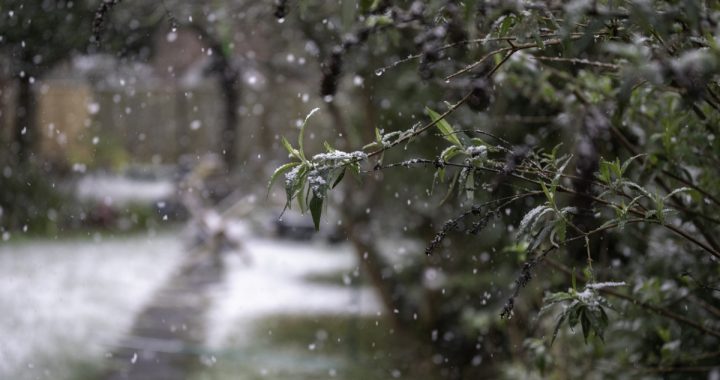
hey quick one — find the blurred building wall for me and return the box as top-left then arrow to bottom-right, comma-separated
38,81 -> 92,164
31,78 -> 225,170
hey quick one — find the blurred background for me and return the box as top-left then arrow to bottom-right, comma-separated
4,1 -> 719,380
0,1 -> 472,379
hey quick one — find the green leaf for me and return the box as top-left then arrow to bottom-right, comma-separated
568,305 -> 581,328
466,170 -> 475,200
332,168 -> 346,189
598,159 -> 611,184
655,195 -> 665,223
611,158 -> 622,178
550,312 -> 568,346
468,137 -> 485,145
599,157 -> 622,183
298,107 -> 320,160
268,162 -> 301,195
554,218 -> 567,242
581,310 -> 591,343
440,170 -> 460,205
586,308 -> 606,342
366,14 -> 393,27
426,107 -> 463,147
299,182 -> 310,213
441,145 -> 463,162
528,224 -> 553,252
544,291 -> 575,305
657,327 -> 671,342
362,141 -> 381,150
431,168 -> 444,195
663,187 -> 691,201
309,195 -> 323,231
498,15 -> 514,36
438,167 -> 446,182
359,0 -> 373,13
623,180 -> 653,199
552,156 -> 572,194
621,154 -> 646,175
323,141 -> 334,153
281,136 -> 302,161
285,164 -> 308,210
599,306 -> 609,327
350,162 -> 361,176
517,204 -> 552,240
546,143 -> 563,162
540,182 -> 554,204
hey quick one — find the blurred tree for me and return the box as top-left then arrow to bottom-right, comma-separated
0,0 -> 96,164
0,1 -> 101,233
94,0 -> 243,170
0,0 -> 244,170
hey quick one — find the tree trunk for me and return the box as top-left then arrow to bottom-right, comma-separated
187,23 -> 241,171
0,74 -> 7,162
325,97 -> 418,329
14,75 -> 35,164
218,69 -> 240,170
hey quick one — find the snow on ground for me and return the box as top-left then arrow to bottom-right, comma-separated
0,221 -> 383,380
75,174 -> 175,205
204,238 -> 382,348
0,231 -> 185,380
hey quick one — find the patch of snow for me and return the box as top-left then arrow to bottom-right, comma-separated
0,232 -> 185,379
311,150 -> 367,163
585,281 -> 626,290
285,165 -> 304,184
204,238 -> 381,348
76,174 -> 175,205
466,145 -> 487,158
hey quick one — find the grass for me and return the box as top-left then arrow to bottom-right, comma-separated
191,314 -> 441,380
301,269 -> 368,287
2,216 -> 182,245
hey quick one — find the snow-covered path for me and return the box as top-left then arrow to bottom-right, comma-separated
0,232 -> 185,380
0,229 -> 381,380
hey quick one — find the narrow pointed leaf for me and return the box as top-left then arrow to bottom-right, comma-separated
281,137 -> 303,161
551,312 -> 568,346
298,107 -> 320,159
332,168 -> 346,188
426,107 -> 463,147
309,195 -> 323,231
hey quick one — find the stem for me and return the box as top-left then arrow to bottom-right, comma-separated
639,366 -> 717,374
367,92 -> 473,158
661,223 -> 720,260
445,37 -> 584,81
373,32 -> 593,75
531,55 -> 620,70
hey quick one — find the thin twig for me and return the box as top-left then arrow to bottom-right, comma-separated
531,55 -> 620,70
367,92 -> 473,158
639,366 -> 717,373
445,37 -> 583,81
372,33 -> 590,75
